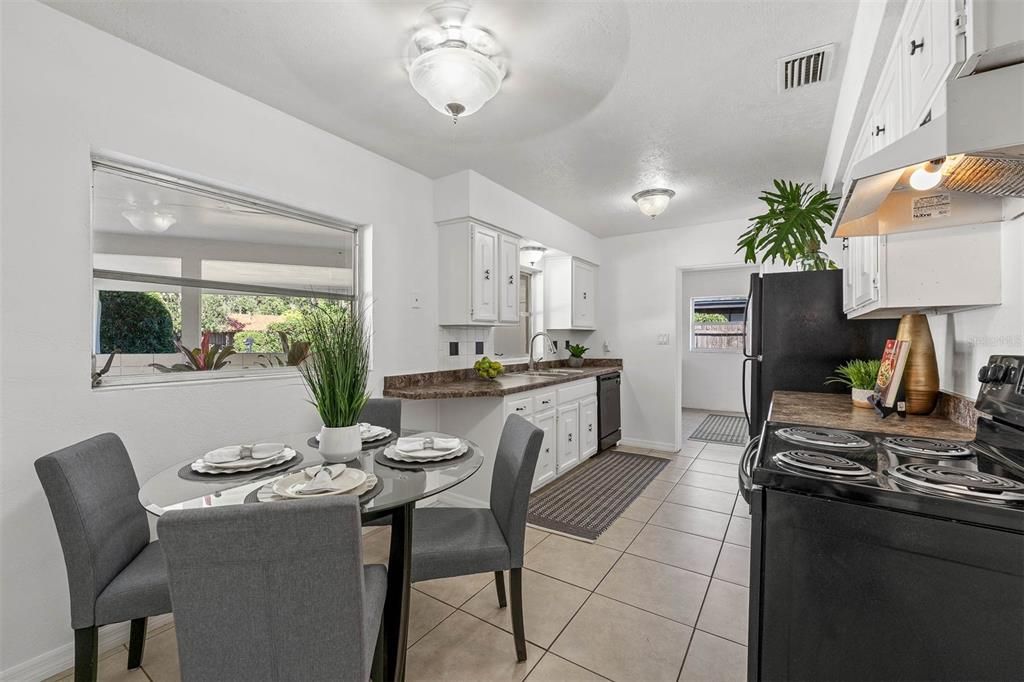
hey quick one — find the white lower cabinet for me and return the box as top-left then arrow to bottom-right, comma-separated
556,402 -> 580,474
533,410 -> 557,489
580,396 -> 598,461
435,377 -> 600,505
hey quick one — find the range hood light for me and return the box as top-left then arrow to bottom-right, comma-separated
909,158 -> 945,191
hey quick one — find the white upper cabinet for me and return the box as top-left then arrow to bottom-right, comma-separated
438,220 -> 519,326
869,44 -> 904,154
498,233 -> 520,324
901,0 -> 955,130
545,255 -> 598,330
471,224 -> 498,323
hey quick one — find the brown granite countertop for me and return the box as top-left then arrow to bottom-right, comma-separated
770,391 -> 976,441
383,360 -> 622,400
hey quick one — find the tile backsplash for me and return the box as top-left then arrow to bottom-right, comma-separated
438,327 -> 495,369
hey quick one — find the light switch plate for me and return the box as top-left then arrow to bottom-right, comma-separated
657,333 -> 670,345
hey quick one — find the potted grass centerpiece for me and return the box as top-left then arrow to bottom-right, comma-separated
826,359 -> 882,409
299,302 -> 370,462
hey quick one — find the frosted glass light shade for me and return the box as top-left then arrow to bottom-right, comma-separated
632,188 -> 676,218
122,208 -> 177,233
909,158 -> 944,191
408,47 -> 505,119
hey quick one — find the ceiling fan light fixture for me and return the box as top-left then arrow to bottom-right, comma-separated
632,188 -> 676,218
406,2 -> 507,123
121,207 -> 177,233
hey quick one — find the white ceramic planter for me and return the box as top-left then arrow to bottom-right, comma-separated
318,424 -> 362,462
852,388 -> 874,409
567,356 -> 584,368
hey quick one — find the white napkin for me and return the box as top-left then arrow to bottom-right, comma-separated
396,436 -> 462,453
301,465 -> 345,494
203,446 -> 242,464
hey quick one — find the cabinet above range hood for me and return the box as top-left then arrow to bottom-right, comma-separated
833,61 -> 1024,238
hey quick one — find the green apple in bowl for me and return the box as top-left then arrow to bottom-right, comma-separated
474,356 -> 504,381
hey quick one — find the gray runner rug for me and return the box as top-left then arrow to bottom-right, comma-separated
689,413 -> 747,446
527,450 -> 668,542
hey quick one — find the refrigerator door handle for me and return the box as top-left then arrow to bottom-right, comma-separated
742,356 -> 754,427
742,279 -> 759,360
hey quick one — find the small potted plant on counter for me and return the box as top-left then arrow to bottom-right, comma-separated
567,343 -> 589,368
826,359 -> 882,409
299,302 -> 369,462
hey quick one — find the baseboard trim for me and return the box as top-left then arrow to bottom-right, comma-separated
618,437 -> 679,453
1,614 -> 174,682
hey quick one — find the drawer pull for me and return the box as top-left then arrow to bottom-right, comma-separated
909,38 -> 925,55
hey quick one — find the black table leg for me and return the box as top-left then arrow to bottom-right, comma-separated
383,502 -> 413,682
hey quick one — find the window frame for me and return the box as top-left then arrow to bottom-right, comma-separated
688,295 -> 747,354
90,157 -> 361,388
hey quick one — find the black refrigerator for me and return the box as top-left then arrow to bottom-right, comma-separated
742,270 -> 899,439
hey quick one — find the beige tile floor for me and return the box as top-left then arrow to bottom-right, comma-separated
52,409 -> 750,682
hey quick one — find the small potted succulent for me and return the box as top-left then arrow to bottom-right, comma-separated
299,302 -> 369,462
567,343 -> 589,368
826,359 -> 881,409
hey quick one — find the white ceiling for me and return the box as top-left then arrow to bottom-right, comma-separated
50,0 -> 860,238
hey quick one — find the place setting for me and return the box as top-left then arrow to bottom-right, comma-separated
245,463 -> 381,504
177,442 -> 302,481
375,432 -> 471,471
307,422 -> 396,450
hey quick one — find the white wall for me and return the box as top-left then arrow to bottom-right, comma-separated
595,216 -> 757,451
928,219 -> 1024,397
0,2 -> 438,676
434,170 -> 601,265
680,266 -> 759,413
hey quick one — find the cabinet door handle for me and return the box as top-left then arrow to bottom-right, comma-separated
545,447 -> 550,453
588,424 -> 593,432
484,268 -> 491,280
541,400 -> 550,405
568,433 -> 573,443
582,291 -> 588,300
909,38 -> 925,55
873,125 -> 885,136
516,406 -> 526,412
508,275 -> 514,285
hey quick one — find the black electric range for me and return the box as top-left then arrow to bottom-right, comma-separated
742,355 -> 1024,681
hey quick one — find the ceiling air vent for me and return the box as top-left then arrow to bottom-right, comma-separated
778,44 -> 835,92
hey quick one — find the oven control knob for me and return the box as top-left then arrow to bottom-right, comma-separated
988,364 -> 1007,383
977,366 -> 991,383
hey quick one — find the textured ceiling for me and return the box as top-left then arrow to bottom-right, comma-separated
48,0 -> 860,237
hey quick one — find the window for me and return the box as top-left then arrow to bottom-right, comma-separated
91,159 -> 358,387
690,296 -> 747,353
494,272 -> 532,358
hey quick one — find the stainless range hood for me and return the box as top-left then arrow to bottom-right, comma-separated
833,61 -> 1024,238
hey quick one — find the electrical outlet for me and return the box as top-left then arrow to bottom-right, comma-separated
657,333 -> 670,345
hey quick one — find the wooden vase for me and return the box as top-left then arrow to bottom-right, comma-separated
896,313 -> 940,414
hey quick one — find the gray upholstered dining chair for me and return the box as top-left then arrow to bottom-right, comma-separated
158,496 -> 387,682
361,397 -> 401,527
34,433 -> 171,682
411,414 -> 543,661
360,397 -> 402,434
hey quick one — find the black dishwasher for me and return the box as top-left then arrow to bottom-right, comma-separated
597,372 -> 621,452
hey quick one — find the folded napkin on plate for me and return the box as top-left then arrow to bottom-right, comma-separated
396,436 -> 461,452
203,446 -> 242,464
301,465 -> 345,494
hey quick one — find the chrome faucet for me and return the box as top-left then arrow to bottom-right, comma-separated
528,332 -> 557,371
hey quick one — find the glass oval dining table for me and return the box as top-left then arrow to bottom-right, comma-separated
138,429 -> 484,682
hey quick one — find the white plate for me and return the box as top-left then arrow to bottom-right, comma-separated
191,448 -> 296,474
383,443 -> 468,463
257,473 -> 378,502
272,467 -> 368,498
361,426 -> 392,442
395,438 -> 463,457
200,443 -> 286,468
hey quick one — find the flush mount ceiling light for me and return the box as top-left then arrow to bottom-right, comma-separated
632,188 -> 676,218
909,157 -> 946,191
121,203 -> 177,233
406,1 -> 507,124
520,244 -> 547,267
